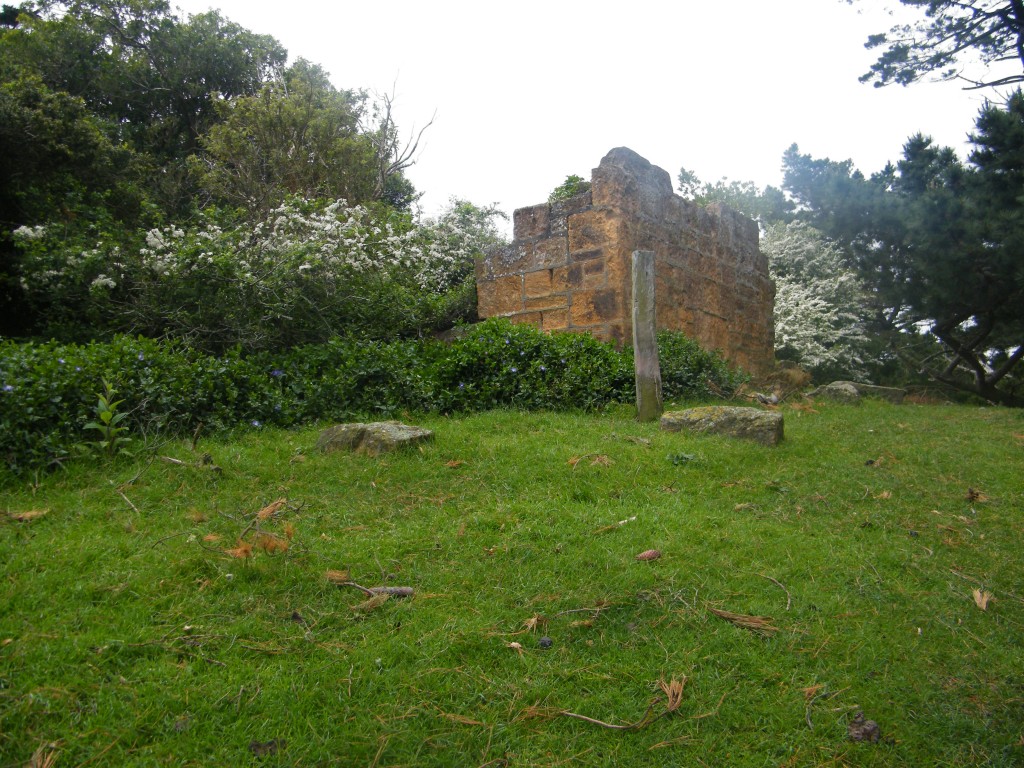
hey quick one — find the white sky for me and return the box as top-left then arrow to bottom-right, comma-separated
172,0 -> 1001,228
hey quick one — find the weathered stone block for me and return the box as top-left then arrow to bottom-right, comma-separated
570,288 -> 621,326
661,406 -> 783,446
569,209 -> 619,255
532,237 -> 569,269
317,421 -> 434,457
524,269 -> 552,298
514,204 -> 549,239
478,274 -> 522,317
542,308 -> 568,331
808,381 -> 861,404
525,294 -> 566,311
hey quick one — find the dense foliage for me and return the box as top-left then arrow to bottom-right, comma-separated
782,91 -> 1024,405
11,196 -> 501,350
0,320 -> 745,474
0,1 -> 430,340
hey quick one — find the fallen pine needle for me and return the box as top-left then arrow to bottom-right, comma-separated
351,593 -> 390,613
257,498 -> 288,520
708,606 -> 779,636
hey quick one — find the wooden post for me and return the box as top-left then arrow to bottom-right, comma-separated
632,250 -> 663,421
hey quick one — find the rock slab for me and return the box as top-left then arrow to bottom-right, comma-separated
807,381 -> 906,405
661,406 -> 784,446
316,421 -> 433,457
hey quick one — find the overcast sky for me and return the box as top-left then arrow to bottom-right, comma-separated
172,0 -> 1001,226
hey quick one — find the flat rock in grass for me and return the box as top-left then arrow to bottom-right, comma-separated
316,421 -> 433,457
661,406 -> 783,446
835,381 -> 906,404
807,381 -> 861,404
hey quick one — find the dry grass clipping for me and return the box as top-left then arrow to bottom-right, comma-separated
708,607 -> 779,636
6,509 -> 48,522
560,676 -> 687,730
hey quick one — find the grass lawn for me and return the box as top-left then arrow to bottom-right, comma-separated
2,399 -> 1023,766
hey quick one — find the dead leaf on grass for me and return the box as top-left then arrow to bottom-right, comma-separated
708,606 -> 779,636
800,684 -> 825,701
351,593 -> 389,613
635,549 -> 661,561
506,641 -> 524,655
875,490 -> 892,500
7,509 -> 48,522
282,522 -> 296,540
324,569 -> 350,584
256,498 -> 287,520
202,533 -> 222,543
966,487 -> 989,503
224,540 -> 253,559
972,588 -> 993,611
255,534 -> 289,554
248,739 -> 285,757
590,454 -> 613,466
445,460 -> 465,468
522,614 -> 546,633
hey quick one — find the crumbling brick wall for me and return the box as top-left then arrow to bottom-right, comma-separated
475,147 -> 775,375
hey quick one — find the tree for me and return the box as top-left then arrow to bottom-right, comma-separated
676,167 -> 793,224
851,0 -> 1024,90
782,94 -> 1024,406
192,62 -> 424,214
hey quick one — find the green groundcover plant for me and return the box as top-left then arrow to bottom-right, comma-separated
0,319 -> 744,475
0,401 -> 1021,766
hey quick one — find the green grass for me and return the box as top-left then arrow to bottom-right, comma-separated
2,400 -> 1023,766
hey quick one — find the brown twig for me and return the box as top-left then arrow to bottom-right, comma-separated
116,489 -> 140,515
560,677 -> 685,731
338,581 -> 414,597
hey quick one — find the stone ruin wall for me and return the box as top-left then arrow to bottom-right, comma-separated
475,147 -> 775,375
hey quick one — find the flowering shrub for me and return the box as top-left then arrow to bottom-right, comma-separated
13,197 -> 499,352
0,320 -> 743,475
762,222 -> 873,381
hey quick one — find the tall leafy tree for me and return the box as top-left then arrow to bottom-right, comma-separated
783,94 -> 1024,405
676,167 -> 793,224
851,0 -> 1024,90
191,60 -> 377,212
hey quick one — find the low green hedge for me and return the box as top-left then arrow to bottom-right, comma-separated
0,319 -> 745,474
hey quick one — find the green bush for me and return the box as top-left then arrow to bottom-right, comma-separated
0,320 -> 743,475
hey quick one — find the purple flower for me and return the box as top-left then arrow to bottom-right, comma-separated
75,366 -> 82,372
2,384 -> 13,392
137,352 -> 145,361
58,358 -> 65,365
510,367 -> 518,373
458,382 -> 465,389
252,419 -> 262,427
270,369 -> 285,378
539,365 -> 547,372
